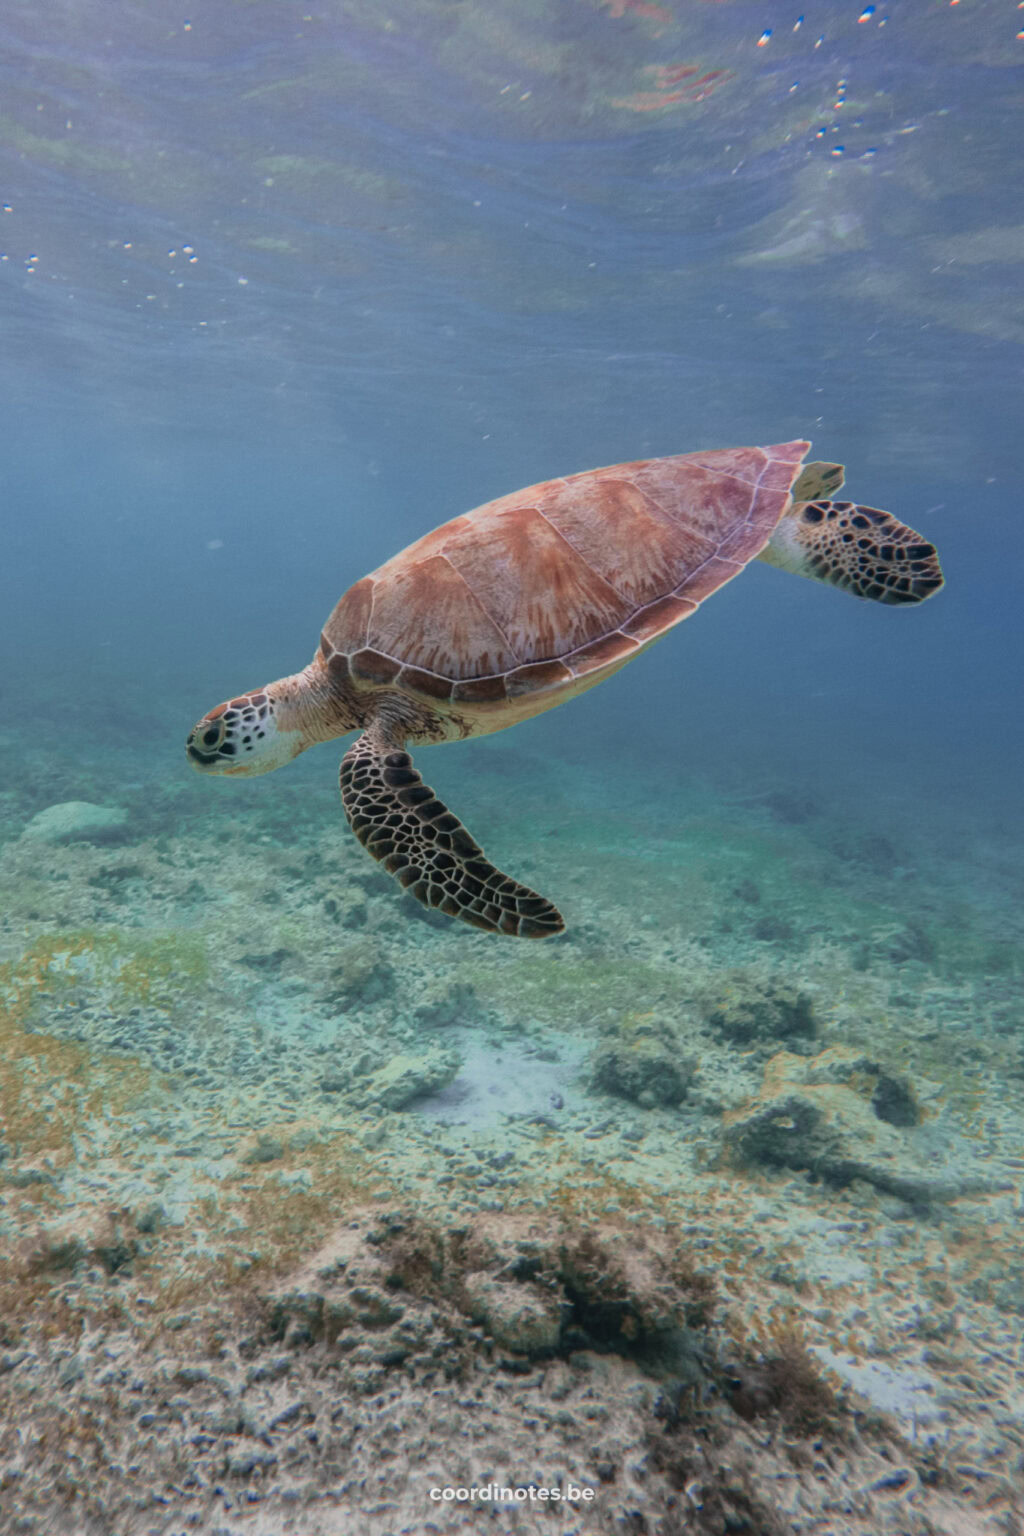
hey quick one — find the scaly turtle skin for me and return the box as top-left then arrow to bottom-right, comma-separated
187,441 -> 943,936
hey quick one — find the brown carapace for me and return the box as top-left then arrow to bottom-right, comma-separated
187,441 -> 943,937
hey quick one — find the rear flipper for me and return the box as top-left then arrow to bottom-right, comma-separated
759,500 -> 944,605
791,460 -> 845,502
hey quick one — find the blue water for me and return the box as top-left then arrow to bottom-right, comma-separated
2,2 -> 1023,1530
4,2 -> 1021,818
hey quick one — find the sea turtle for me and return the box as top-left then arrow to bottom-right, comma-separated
187,441 -> 943,937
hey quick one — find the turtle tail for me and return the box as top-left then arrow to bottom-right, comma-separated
760,500 -> 944,605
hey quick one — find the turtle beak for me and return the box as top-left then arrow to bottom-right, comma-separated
186,736 -> 219,768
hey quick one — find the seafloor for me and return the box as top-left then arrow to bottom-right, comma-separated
0,686 -> 1022,1536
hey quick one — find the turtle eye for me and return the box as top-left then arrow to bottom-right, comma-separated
187,716 -> 229,764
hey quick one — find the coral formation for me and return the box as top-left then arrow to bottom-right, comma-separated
591,1012 -> 696,1107
723,1048 -> 992,1205
704,975 -> 817,1045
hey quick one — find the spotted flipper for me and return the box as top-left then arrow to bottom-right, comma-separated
339,729 -> 565,937
791,460 -> 845,503
759,500 -> 944,605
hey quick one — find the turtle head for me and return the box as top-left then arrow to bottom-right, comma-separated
186,685 -> 307,776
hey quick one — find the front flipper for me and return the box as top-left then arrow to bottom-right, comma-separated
339,729 -> 565,938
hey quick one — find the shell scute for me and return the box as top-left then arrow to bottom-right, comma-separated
541,477 -> 714,610
324,650 -> 354,690
622,594 -> 698,643
369,555 -> 516,681
504,659 -> 575,699
397,664 -> 453,702
442,505 -> 630,664
675,555 -> 745,604
451,675 -> 509,705
350,648 -> 401,686
322,576 -> 374,657
563,631 -> 639,678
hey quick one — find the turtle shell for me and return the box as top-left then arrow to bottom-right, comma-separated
320,440 -> 810,710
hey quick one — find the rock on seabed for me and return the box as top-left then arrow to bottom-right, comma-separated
20,800 -> 129,845
723,1048 -> 992,1205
